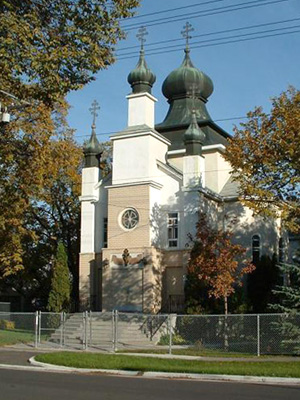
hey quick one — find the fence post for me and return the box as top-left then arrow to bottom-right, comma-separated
168,314 -> 172,355
257,314 -> 260,357
89,311 -> 93,347
38,311 -> 41,345
34,311 -> 39,348
85,311 -> 89,350
60,312 -> 63,347
113,310 -> 118,353
62,312 -> 66,347
112,310 -> 115,352
82,312 -> 86,350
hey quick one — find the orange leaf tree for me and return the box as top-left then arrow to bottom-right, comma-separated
225,86 -> 300,233
187,213 -> 255,315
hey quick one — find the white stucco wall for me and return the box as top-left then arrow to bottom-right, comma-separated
149,171 -> 181,248
127,92 -> 157,128
80,167 -> 101,254
223,202 -> 280,259
183,155 -> 205,188
203,150 -> 231,194
111,131 -> 169,186
94,179 -> 109,253
81,167 -> 100,199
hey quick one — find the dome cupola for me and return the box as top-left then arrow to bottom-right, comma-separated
162,48 -> 213,102
184,109 -> 206,155
127,27 -> 156,94
127,50 -> 156,94
83,100 -> 102,168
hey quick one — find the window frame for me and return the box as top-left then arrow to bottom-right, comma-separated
168,212 -> 179,248
103,217 -> 108,248
252,234 -> 261,264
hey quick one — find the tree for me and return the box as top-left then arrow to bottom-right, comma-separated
268,254 -> 300,354
0,1 -> 138,293
186,212 -> 255,315
0,0 -> 140,106
271,255 -> 300,314
225,87 -> 300,233
0,104 -> 82,280
247,255 -> 280,313
47,242 -> 71,312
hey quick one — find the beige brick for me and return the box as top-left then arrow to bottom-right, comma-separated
107,185 -> 150,249
79,252 -> 102,311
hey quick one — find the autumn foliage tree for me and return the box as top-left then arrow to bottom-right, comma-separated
186,213 -> 255,315
0,0 -> 140,106
0,1 -> 139,307
225,87 -> 300,233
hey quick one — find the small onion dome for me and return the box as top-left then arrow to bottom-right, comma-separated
127,49 -> 156,94
184,110 -> 206,156
83,125 -> 102,168
162,49 -> 213,102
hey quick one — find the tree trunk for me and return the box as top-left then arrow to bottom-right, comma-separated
224,296 -> 229,351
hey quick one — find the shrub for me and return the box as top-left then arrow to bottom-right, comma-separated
158,333 -> 186,346
0,319 -> 15,330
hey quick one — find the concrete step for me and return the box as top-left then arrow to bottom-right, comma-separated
49,313 -> 164,347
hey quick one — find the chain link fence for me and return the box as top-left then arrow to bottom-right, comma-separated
0,311 -> 37,347
1,311 -> 299,355
0,302 -> 10,312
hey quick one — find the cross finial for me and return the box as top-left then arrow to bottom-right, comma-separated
181,22 -> 194,52
136,26 -> 148,51
89,100 -> 100,128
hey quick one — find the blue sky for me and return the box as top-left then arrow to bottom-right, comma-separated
67,0 -> 300,145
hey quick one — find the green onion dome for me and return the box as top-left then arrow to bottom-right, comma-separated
184,110 -> 206,144
128,49 -> 156,94
162,49 -> 213,102
83,125 -> 102,167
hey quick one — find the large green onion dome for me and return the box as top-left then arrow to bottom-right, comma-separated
128,49 -> 156,94
162,49 -> 213,102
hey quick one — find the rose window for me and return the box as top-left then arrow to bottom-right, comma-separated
121,208 -> 139,230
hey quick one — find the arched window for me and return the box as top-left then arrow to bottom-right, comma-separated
252,235 -> 260,264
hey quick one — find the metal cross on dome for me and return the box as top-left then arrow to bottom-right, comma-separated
89,99 -> 100,127
136,26 -> 148,51
181,21 -> 194,51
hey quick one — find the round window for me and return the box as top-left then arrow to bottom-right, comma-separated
121,208 -> 139,230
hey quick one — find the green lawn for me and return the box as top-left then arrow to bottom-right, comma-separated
0,329 -> 35,346
35,352 -> 300,378
118,348 -> 258,358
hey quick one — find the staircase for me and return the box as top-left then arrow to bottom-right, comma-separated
48,313 -> 166,349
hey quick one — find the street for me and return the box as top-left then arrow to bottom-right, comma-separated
0,368 -> 299,400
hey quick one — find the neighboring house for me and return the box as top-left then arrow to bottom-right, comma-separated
79,43 -> 283,313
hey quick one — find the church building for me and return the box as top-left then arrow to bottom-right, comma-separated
79,28 -> 281,313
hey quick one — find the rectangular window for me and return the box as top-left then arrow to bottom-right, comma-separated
252,234 -> 260,264
103,218 -> 108,248
168,213 -> 178,248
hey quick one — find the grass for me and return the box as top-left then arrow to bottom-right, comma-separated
0,329 -> 35,346
35,352 -> 300,378
118,348 -> 259,358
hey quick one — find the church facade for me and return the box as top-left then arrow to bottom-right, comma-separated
79,41 -> 282,313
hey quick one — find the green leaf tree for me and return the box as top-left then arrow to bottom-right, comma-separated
247,255 -> 280,313
225,87 -> 300,233
268,254 -> 300,354
47,242 -> 71,313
